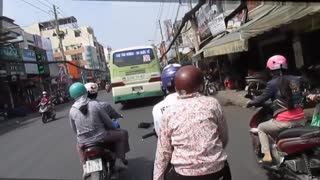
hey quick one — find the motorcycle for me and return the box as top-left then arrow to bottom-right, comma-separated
245,75 -> 267,97
39,101 -> 56,123
81,142 -> 119,180
203,76 -> 220,96
246,93 -> 320,180
0,110 -> 8,121
82,119 -> 123,180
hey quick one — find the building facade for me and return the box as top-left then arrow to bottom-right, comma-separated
25,16 -> 107,84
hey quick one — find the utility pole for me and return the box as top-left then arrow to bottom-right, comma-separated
158,19 -> 164,41
189,0 -> 200,51
174,4 -> 181,64
158,19 -> 167,65
53,5 -> 69,87
53,5 -> 66,62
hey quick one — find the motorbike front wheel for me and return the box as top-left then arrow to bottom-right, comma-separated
42,114 -> 48,123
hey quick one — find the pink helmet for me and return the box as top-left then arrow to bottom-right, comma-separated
266,55 -> 288,70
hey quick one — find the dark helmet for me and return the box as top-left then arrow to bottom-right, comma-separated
161,63 -> 181,91
175,65 -> 204,95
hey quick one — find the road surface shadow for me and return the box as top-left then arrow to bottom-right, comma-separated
0,102 -> 73,136
120,157 -> 154,180
121,97 -> 163,110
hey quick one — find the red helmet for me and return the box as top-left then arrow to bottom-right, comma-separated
175,65 -> 204,95
266,55 -> 288,70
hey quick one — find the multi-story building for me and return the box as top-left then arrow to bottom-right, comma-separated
25,16 -> 107,84
1,16 -> 59,112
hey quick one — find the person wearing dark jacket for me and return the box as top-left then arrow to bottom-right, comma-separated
247,55 -> 306,163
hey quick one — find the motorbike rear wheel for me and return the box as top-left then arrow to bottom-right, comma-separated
85,164 -> 108,180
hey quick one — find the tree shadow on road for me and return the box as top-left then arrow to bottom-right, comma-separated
119,157 -> 154,180
0,117 -> 39,136
121,97 -> 163,110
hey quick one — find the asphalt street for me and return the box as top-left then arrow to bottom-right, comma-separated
0,92 -> 272,180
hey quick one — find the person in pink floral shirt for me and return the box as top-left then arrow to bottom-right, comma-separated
153,65 -> 231,180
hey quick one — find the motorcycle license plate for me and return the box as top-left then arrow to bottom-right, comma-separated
83,158 -> 103,174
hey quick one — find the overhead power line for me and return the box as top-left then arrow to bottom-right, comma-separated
21,0 -> 53,16
35,0 -> 52,9
161,0 -> 206,59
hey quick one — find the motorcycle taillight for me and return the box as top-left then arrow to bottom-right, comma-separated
84,150 -> 100,159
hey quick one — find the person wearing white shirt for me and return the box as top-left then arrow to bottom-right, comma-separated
152,64 -> 181,135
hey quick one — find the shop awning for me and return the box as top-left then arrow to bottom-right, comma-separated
239,2 -> 320,39
202,2 -> 320,58
203,32 -> 248,57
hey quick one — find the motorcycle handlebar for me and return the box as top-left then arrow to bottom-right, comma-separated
142,131 -> 157,140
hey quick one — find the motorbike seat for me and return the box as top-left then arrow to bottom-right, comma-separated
278,126 -> 320,139
81,142 -> 114,151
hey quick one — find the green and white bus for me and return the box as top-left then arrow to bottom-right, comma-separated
109,45 -> 164,104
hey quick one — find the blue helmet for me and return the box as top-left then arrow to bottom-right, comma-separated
161,63 -> 181,91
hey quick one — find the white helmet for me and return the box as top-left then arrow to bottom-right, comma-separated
42,91 -> 47,95
85,82 -> 98,94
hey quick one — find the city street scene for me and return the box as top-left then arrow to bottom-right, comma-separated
1,0 -> 320,180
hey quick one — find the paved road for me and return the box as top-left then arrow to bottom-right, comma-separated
0,92 -> 271,180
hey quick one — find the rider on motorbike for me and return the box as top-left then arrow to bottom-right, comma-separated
247,55 -> 306,163
154,65 -> 230,180
85,82 -> 123,119
68,82 -> 130,174
39,91 -> 56,112
152,63 -> 181,136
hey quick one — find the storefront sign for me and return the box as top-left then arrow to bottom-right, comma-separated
0,47 -> 19,59
226,9 -> 247,32
208,14 -> 226,37
22,49 -> 39,74
196,3 -> 223,40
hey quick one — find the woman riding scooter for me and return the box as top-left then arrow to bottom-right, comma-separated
247,55 -> 306,163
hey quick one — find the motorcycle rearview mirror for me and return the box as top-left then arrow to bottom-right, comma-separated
138,122 -> 153,129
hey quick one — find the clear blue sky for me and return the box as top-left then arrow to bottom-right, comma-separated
3,0 -> 189,49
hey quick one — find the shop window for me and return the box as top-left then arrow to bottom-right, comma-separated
71,53 -> 83,61
74,30 -> 81,37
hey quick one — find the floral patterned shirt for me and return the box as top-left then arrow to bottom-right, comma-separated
153,93 -> 229,180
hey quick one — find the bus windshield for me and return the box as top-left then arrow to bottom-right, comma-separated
113,48 -> 155,67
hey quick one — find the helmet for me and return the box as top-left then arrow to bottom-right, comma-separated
161,63 -> 181,90
85,82 -> 99,94
175,65 -> 204,95
69,82 -> 87,99
42,91 -> 47,95
266,55 -> 288,70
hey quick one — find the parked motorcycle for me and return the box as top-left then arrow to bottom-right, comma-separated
0,111 -> 8,121
39,101 -> 56,123
202,76 -> 221,96
245,75 -> 267,97
245,94 -> 320,180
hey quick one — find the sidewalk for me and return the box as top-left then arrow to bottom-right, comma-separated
215,90 -> 314,119
0,101 -> 73,129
